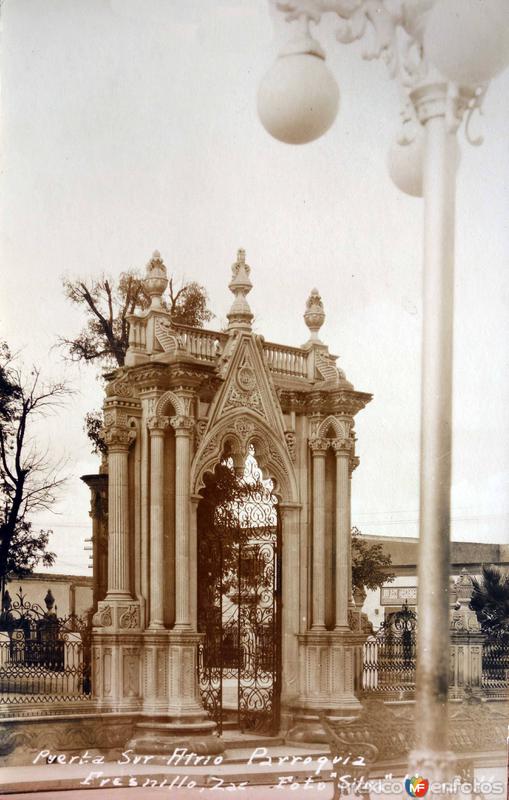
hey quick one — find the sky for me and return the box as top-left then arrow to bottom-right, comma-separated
1,0 -> 508,576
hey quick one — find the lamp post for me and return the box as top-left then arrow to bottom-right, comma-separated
256,0 -> 509,778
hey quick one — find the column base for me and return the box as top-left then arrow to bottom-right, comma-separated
127,710 -> 224,756
286,630 -> 364,744
408,749 -> 457,783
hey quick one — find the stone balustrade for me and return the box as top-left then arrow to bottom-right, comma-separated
127,317 -> 147,350
172,324 -> 227,361
262,341 -> 308,377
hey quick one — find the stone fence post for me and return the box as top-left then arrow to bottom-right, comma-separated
0,630 -> 9,668
449,569 -> 484,699
64,631 -> 83,695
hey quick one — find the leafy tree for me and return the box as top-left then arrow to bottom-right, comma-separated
351,526 -> 395,593
469,564 -> 509,640
84,410 -> 107,457
60,270 -> 213,369
0,346 -> 69,600
61,269 -> 213,455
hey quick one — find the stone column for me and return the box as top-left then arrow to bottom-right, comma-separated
148,416 -> 169,629
348,455 -> 360,608
189,496 -> 199,631
280,502 -> 302,721
104,427 -> 134,600
310,438 -> 328,631
333,439 -> 351,631
171,415 -> 194,630
81,473 -> 108,607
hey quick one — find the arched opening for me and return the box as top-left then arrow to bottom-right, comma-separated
197,443 -> 281,735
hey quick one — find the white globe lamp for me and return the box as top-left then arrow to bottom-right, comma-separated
387,125 -> 426,197
424,0 -> 509,86
257,33 -> 339,144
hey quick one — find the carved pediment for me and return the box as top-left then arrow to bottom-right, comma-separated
203,332 -> 287,443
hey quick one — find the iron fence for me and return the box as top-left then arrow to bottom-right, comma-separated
361,605 -> 509,698
481,637 -> 509,697
0,587 -> 92,705
362,604 -> 417,696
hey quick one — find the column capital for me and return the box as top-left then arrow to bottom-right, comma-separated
103,426 -> 136,451
331,437 -> 353,455
410,81 -> 477,131
147,415 -> 170,433
309,437 -> 329,455
170,415 -> 194,433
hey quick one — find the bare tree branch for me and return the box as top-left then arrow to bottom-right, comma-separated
0,346 -> 71,588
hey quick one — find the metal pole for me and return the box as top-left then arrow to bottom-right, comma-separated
412,82 -> 457,772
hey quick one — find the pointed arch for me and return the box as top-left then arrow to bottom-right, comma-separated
191,409 -> 298,503
316,415 -> 350,440
155,390 -> 187,418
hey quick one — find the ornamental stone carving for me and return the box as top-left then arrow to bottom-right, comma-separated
225,384 -> 264,415
233,417 -> 255,443
143,250 -> 168,305
155,318 -> 185,354
119,605 -> 140,629
194,418 -> 208,446
309,437 -> 329,453
304,288 -> 325,340
102,426 -> 136,449
170,415 -> 194,432
349,455 -> 360,475
331,437 -> 354,453
92,605 -> 112,628
147,415 -> 170,432
284,431 -> 296,462
237,364 -> 257,393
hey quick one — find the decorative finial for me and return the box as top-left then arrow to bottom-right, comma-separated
227,248 -> 253,331
304,288 -> 325,342
44,589 -> 56,615
143,250 -> 168,309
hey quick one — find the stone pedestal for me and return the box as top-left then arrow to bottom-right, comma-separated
286,630 -> 364,743
128,632 -> 223,755
92,600 -> 143,712
449,634 -> 484,699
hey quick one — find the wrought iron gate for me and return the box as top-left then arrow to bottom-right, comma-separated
197,448 -> 281,734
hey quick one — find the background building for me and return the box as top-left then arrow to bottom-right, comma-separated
360,533 -> 509,627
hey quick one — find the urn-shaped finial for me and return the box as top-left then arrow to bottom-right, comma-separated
44,589 -> 56,615
227,249 -> 253,331
304,288 -> 325,342
143,250 -> 168,309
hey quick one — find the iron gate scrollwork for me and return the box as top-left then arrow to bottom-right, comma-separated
197,445 -> 281,734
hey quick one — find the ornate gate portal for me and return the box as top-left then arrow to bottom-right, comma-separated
87,249 -> 372,754
197,446 -> 281,734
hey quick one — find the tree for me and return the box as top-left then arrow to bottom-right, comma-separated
351,526 -> 395,593
61,269 -> 214,455
0,345 -> 69,599
60,269 -> 213,369
469,564 -> 509,640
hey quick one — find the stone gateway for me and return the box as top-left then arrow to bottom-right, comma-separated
88,249 -> 371,752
